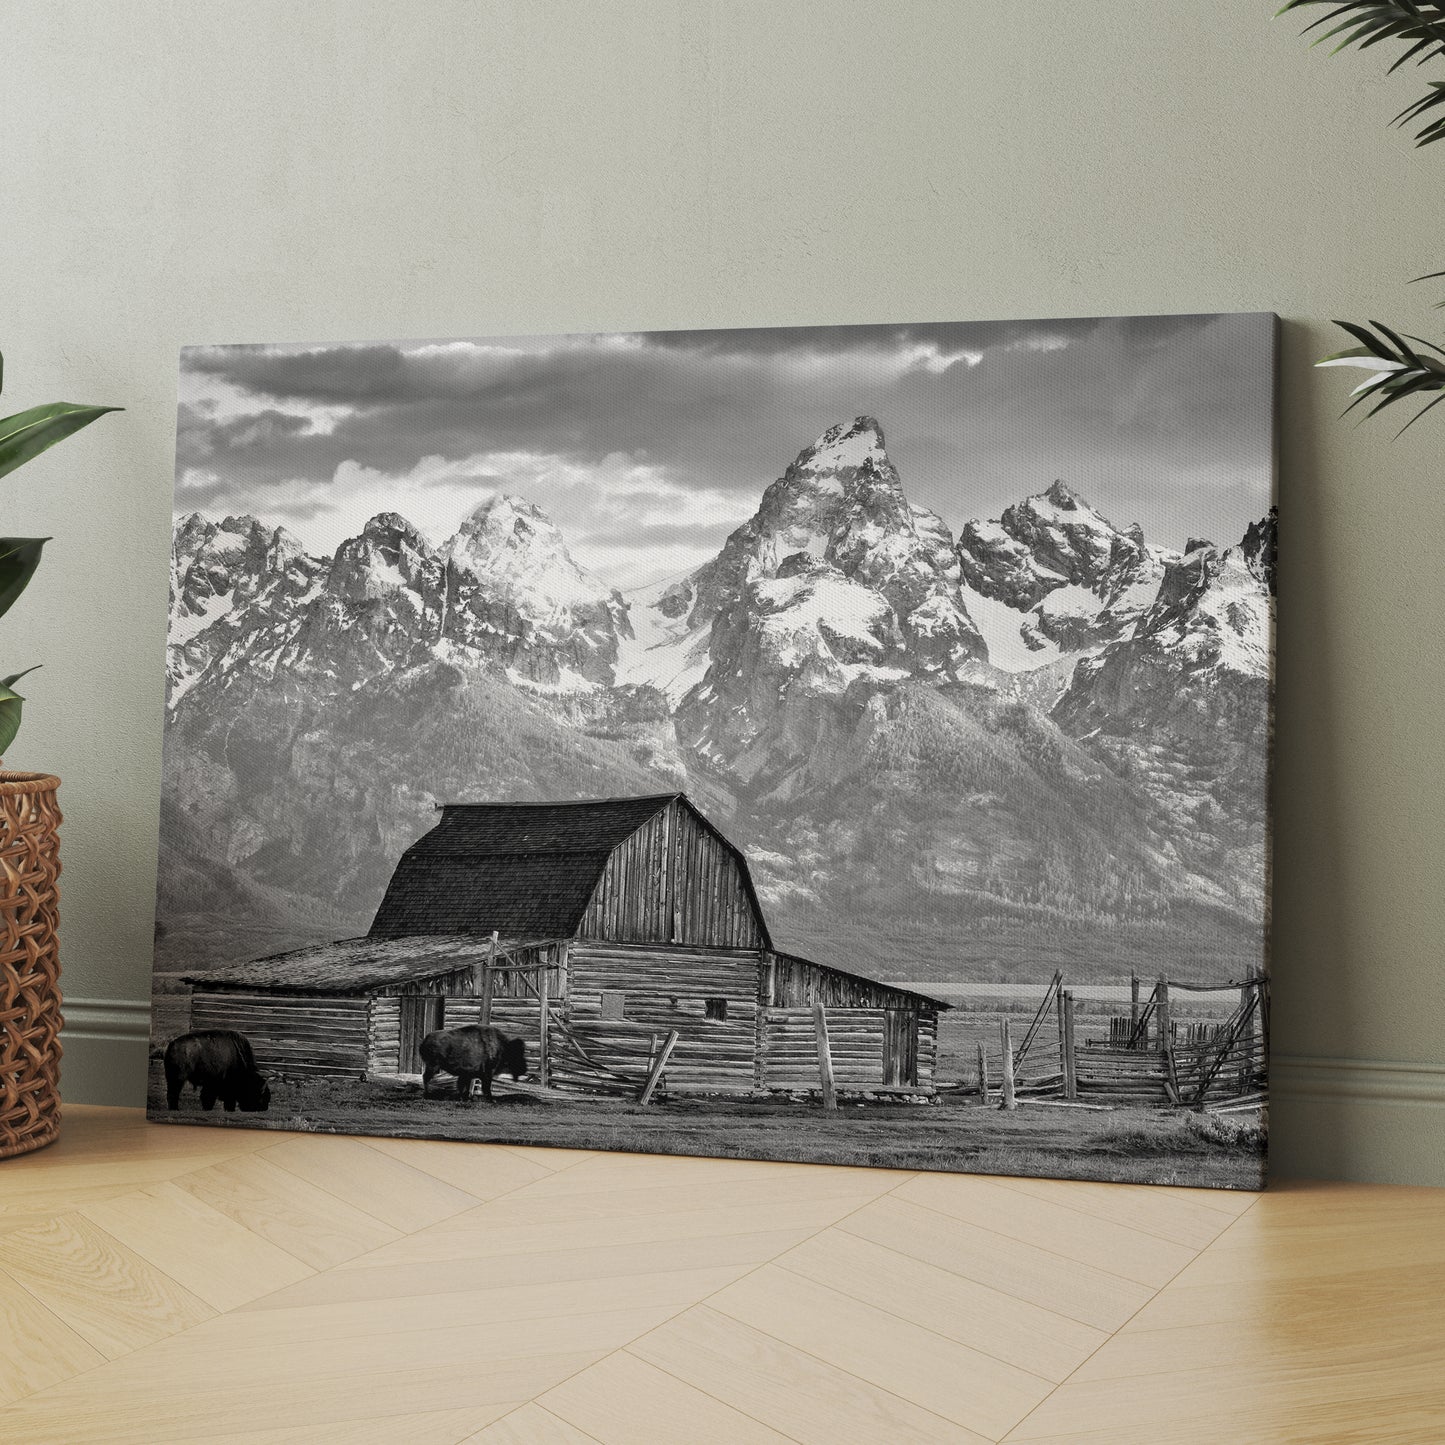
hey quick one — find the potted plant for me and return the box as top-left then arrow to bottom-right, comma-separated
0,351 -> 119,1157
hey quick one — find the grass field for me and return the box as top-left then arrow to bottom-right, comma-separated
145,1063 -> 1265,1190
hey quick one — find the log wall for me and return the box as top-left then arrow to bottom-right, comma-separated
917,1010 -> 939,1086
757,1007 -> 938,1091
563,941 -> 760,1091
759,1007 -> 888,1089
189,991 -> 370,1078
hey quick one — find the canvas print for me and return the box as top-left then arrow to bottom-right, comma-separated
151,314 -> 1275,1189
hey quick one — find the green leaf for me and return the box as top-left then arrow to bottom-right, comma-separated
0,401 -> 122,483
1316,318 -> 1445,430
0,538 -> 47,623
0,681 -> 26,755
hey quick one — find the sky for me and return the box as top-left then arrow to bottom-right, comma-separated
174,313 -> 1276,591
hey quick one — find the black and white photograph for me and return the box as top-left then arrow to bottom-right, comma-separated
151,314 -> 1276,1189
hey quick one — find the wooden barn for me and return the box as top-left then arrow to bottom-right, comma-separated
184,793 -> 948,1097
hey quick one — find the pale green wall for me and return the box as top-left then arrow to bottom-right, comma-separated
5,0 -> 1442,1182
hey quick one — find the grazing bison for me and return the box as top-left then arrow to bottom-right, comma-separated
163,1030 -> 271,1113
420,1025 -> 527,1102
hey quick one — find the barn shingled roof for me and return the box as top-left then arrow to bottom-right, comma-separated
368,794 -> 686,940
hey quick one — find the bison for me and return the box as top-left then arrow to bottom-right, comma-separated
163,1030 -> 271,1113
420,1025 -> 527,1102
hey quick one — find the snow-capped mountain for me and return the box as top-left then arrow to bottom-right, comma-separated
1051,511 -> 1276,909
168,513 -> 325,702
620,417 -> 986,720
1054,510 -> 1275,738
443,494 -> 630,681
623,417 -> 990,790
167,496 -> 629,707
160,419 -> 1275,982
955,480 -> 1180,668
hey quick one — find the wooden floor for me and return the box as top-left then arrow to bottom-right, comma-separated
0,1109 -> 1440,1442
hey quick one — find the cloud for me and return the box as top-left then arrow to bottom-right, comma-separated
175,313 -> 1276,581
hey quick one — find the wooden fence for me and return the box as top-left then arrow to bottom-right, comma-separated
972,970 -> 1268,1110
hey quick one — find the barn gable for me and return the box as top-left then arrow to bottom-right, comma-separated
367,793 -> 770,949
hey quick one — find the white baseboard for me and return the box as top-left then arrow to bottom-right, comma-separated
52,999 -> 1445,1184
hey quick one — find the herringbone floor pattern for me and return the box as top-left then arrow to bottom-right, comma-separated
0,1107 -> 1440,1442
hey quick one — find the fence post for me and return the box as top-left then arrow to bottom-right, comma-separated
1240,966 -> 1257,1090
1061,990 -> 1078,1100
1130,972 -> 1140,1036
537,962 -> 550,1089
813,1002 -> 837,1111
638,1030 -> 679,1105
479,930 -> 497,1027
999,1018 -> 1017,1110
977,1042 -> 990,1104
1056,988 -> 1068,1077
1156,974 -> 1171,1055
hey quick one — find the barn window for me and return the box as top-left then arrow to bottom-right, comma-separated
704,997 -> 728,1021
600,990 -> 626,1019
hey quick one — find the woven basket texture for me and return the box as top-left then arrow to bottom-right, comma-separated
0,771 -> 62,1159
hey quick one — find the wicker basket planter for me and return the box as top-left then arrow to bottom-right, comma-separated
0,771 -> 62,1159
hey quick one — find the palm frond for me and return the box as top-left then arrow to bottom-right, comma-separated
1316,319 -> 1445,430
1279,1 -> 1445,142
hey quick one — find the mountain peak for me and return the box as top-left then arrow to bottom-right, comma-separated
443,493 -> 622,639
1043,479 -> 1084,509
461,492 -> 548,532
216,513 -> 272,540
360,511 -> 427,545
795,415 -> 887,475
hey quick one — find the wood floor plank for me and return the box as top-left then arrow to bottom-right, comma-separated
345,1194 -> 877,1268
516,1151 -> 903,1198
1069,1314 -> 1445,1385
840,1194 -> 1154,1332
1169,1219 -> 1445,1289
991,1174 -> 1248,1250
497,1145 -> 596,1172
246,1228 -> 812,1311
78,1182 -> 313,1311
189,1266 -> 748,1350
211,1405 -> 512,1444
0,1267 -> 106,1405
774,1227 -> 1108,1383
260,1134 -> 484,1231
468,1401 -> 603,1443
0,1352 -> 596,1443
363,1137 -> 554,1199
172,1152 -> 402,1272
1127,1260 -> 1445,1332
1007,1357 -> 1445,1442
0,1154 -> 266,1214
1005,1392 -> 1445,1445
0,1213 -> 214,1358
48,1309 -> 678,1401
709,1264 -> 1052,1440
10,1110 -> 1435,1445
444,1169 -> 896,1229
47,1107 -> 273,1165
632,1305 -> 988,1445
896,1172 -> 1198,1287
541,1349 -> 792,1444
